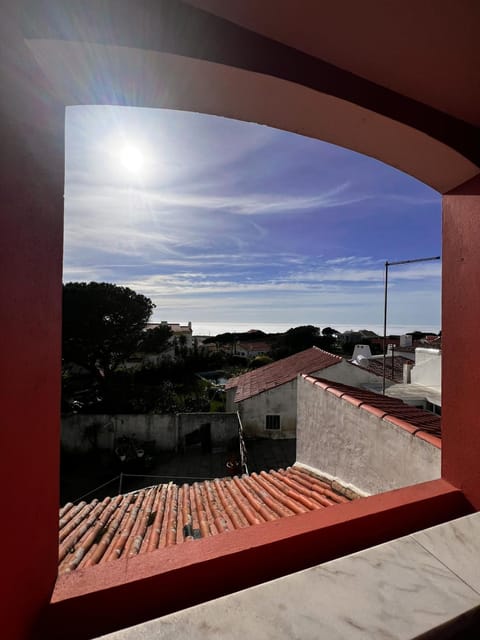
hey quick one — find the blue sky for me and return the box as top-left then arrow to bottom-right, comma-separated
64,106 -> 441,334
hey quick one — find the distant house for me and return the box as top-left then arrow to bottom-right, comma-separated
235,341 -> 271,358
120,321 -> 194,369
194,336 -> 218,354
351,344 -> 442,414
352,350 -> 414,384
226,346 -> 390,438
147,321 -> 193,349
385,347 -> 442,415
141,321 -> 193,361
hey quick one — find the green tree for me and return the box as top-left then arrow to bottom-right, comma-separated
139,324 -> 172,354
272,325 -> 321,358
322,326 -> 339,337
63,282 -> 154,376
249,355 -> 274,369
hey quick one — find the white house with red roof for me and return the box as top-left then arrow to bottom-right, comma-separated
226,347 -> 390,438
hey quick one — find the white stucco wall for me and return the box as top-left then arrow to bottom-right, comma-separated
237,379 -> 297,439
411,348 -> 441,387
296,376 -> 441,495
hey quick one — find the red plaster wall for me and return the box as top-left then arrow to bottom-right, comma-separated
0,2 -> 479,638
442,173 -> 480,507
0,6 -> 65,638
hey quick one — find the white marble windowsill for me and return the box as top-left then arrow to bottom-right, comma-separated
97,512 -> 480,640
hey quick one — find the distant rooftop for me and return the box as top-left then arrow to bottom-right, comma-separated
146,321 -> 192,333
226,347 -> 342,402
236,341 -> 271,352
357,355 -> 412,384
58,467 -> 350,574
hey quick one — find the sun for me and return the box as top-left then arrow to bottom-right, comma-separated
120,144 -> 145,174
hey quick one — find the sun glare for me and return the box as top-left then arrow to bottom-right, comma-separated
120,145 -> 144,174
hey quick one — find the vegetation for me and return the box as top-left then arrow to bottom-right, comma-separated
138,324 -> 172,354
203,329 -> 266,345
63,282 -> 154,377
62,281 -> 246,413
66,281 -> 442,415
270,325 -> 340,358
202,325 -> 342,361
249,355 -> 274,369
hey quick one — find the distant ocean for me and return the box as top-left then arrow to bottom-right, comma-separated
190,321 -> 440,337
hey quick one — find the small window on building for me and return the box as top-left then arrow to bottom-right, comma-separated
425,401 -> 442,416
265,414 -> 281,430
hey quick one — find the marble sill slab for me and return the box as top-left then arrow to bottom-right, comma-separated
97,512 -> 480,640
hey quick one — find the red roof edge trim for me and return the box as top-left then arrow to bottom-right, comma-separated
361,405 -> 389,420
304,375 -> 330,389
383,415 -> 417,434
339,393 -> 364,408
415,431 -> 442,449
325,387 -> 345,398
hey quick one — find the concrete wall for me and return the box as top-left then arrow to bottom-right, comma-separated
296,376 -> 440,495
62,413 -> 238,453
177,412 -> 239,448
226,387 -> 237,413
62,414 -> 176,453
411,348 -> 441,387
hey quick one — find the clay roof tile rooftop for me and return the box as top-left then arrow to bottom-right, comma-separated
58,467 -> 350,574
226,347 -> 342,402
356,355 -> 413,383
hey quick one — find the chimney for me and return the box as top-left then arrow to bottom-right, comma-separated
403,363 -> 413,384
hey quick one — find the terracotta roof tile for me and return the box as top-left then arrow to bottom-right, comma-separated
356,356 -> 413,383
58,467 -> 350,574
305,376 -> 441,440
226,347 -> 342,402
237,341 -> 271,352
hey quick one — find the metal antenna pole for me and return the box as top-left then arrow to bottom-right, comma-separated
381,255 -> 440,395
382,261 -> 389,395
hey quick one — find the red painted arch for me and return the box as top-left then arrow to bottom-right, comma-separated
1,2 -> 480,638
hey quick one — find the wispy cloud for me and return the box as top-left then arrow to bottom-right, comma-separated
64,106 -> 441,329
65,181 -> 366,217
288,261 -> 441,284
